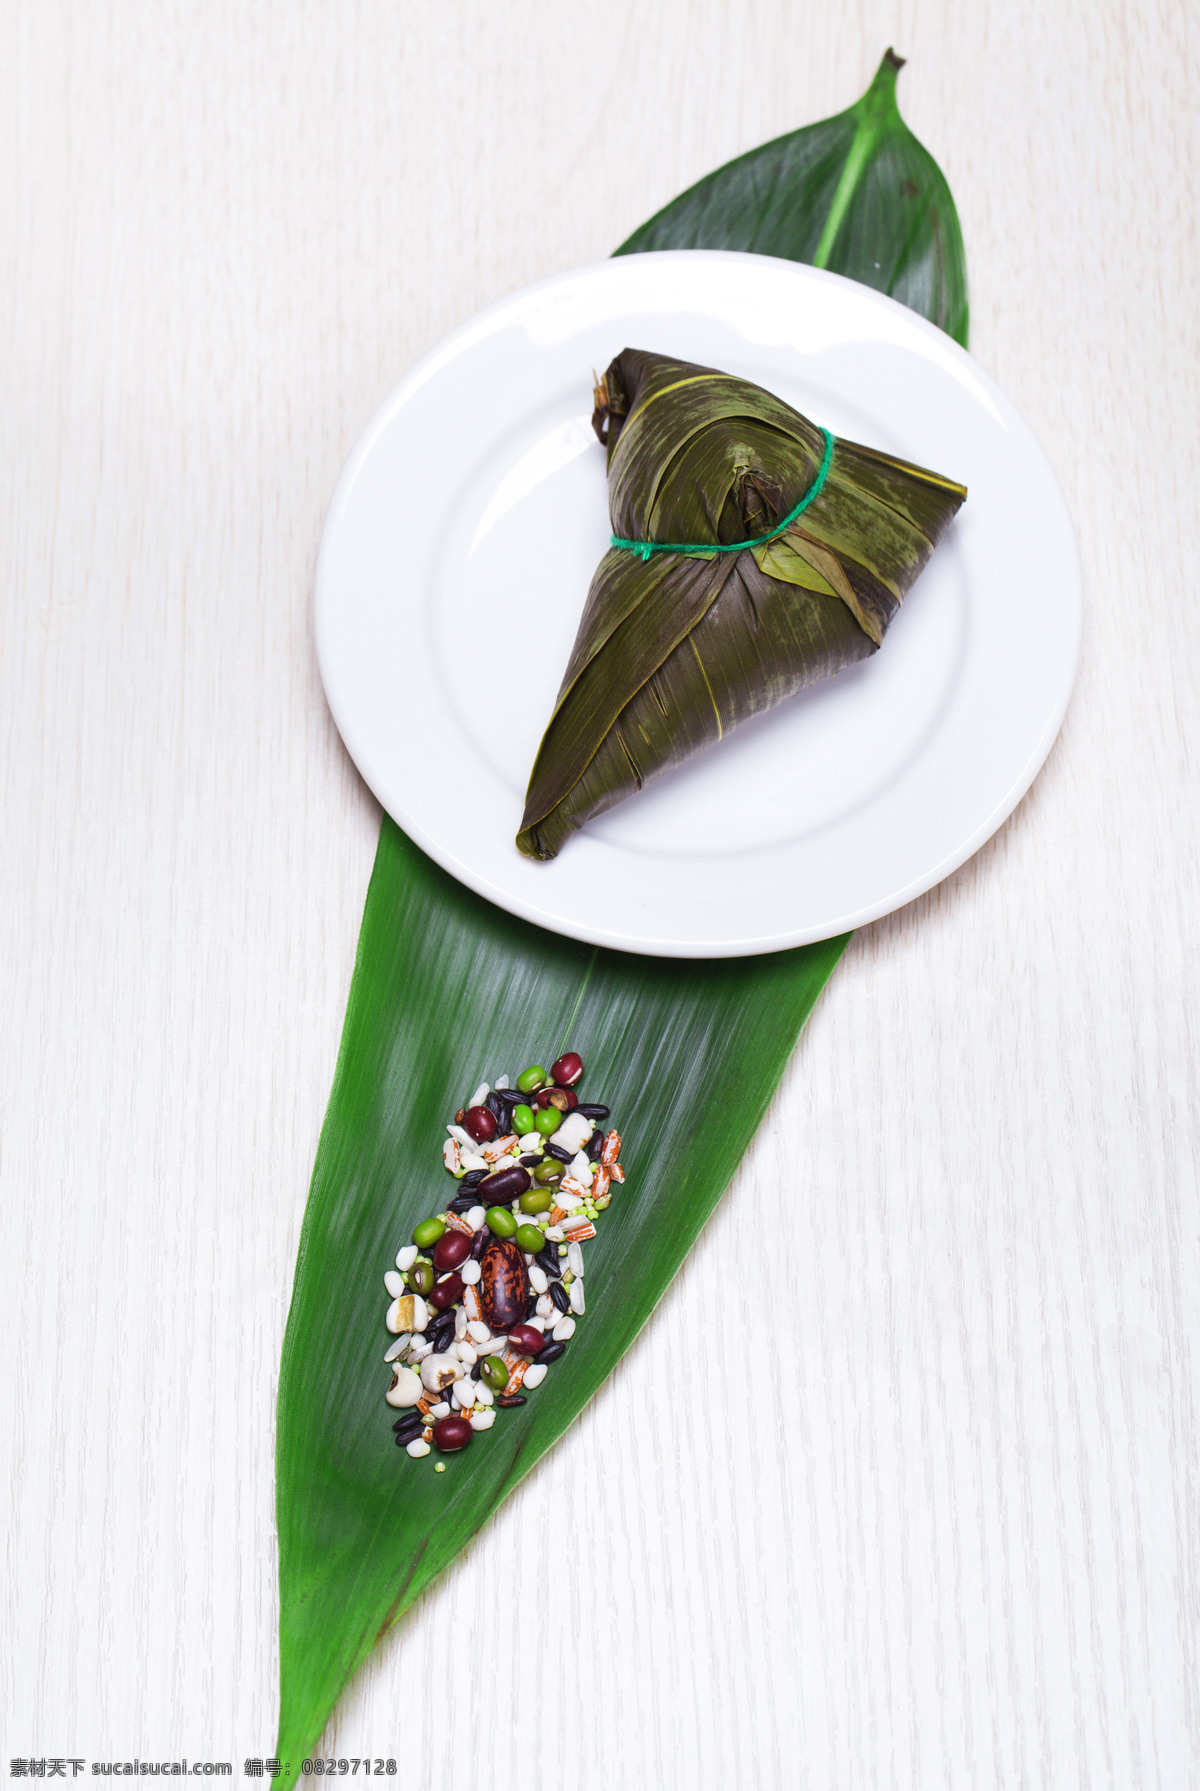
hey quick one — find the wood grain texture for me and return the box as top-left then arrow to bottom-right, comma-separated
1,2 -> 1197,1785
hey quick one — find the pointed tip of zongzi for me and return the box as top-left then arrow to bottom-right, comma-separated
515,822 -> 557,862
591,372 -> 611,446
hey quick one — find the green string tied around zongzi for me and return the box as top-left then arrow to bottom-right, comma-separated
611,427 -> 835,561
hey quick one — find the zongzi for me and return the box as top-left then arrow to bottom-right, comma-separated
516,347 -> 966,860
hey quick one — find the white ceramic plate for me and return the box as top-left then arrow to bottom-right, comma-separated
315,252 -> 1081,958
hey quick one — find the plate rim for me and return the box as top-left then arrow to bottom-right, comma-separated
315,251 -> 1082,958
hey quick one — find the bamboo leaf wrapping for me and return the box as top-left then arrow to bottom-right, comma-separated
517,349 -> 966,860
276,51 -> 968,1765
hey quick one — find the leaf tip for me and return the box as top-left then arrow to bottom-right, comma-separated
859,48 -> 906,124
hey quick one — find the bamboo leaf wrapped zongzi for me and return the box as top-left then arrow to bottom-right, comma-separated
517,348 -> 966,860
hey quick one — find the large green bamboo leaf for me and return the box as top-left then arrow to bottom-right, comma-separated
616,49 -> 969,348
276,820 -> 845,1764
276,51 -> 970,1766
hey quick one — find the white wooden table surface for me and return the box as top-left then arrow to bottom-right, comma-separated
3,3 -> 1198,1786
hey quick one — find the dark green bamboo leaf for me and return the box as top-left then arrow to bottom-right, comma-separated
277,52 -> 970,1765
517,349 -> 965,861
616,49 -> 969,347
276,819 -> 846,1763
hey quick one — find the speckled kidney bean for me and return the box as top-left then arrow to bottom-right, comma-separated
479,1237 -> 530,1331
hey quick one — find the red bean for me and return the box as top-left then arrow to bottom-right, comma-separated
464,1105 -> 497,1143
478,1165 -> 531,1206
551,1052 -> 584,1086
507,1323 -> 544,1356
432,1415 -> 472,1452
428,1271 -> 464,1312
433,1230 -> 471,1273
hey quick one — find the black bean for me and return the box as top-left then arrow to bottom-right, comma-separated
585,1132 -> 603,1160
393,1418 -> 422,1442
544,1143 -> 571,1162
549,1280 -> 571,1313
497,1394 -> 527,1407
536,1244 -> 562,1279
519,1152 -> 541,1167
429,1317 -> 455,1351
577,1104 -> 609,1120
534,1340 -> 566,1365
448,1194 -> 477,1213
485,1091 -> 506,1123
525,1291 -> 540,1318
470,1360 -> 483,1380
461,1168 -> 487,1188
470,1227 -> 489,1261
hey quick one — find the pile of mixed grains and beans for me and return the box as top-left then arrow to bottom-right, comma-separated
383,1051 -> 623,1463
